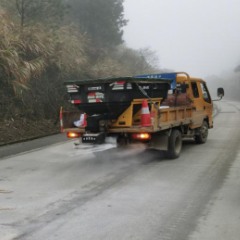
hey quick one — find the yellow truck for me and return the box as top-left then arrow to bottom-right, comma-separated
61,72 -> 224,159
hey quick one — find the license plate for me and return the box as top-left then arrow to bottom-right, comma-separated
82,133 -> 105,144
82,136 -> 97,143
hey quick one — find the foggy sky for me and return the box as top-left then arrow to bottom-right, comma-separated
123,0 -> 240,78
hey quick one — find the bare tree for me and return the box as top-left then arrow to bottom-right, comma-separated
138,47 -> 160,70
1,0 -> 66,30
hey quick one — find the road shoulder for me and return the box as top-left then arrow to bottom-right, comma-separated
0,133 -> 69,159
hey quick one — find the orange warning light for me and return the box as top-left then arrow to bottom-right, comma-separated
67,132 -> 82,138
132,133 -> 151,140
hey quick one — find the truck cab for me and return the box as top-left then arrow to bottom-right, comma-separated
176,74 -> 213,129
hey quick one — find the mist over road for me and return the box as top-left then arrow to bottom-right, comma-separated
0,100 -> 240,240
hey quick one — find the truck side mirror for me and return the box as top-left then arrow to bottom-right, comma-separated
213,88 -> 224,101
217,88 -> 224,97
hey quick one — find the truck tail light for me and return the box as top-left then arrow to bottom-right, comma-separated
132,133 -> 151,140
67,132 -> 82,138
71,100 -> 82,104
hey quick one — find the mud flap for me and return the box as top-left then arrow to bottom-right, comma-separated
150,130 -> 171,151
74,137 -> 82,146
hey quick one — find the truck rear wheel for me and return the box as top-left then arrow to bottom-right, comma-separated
167,130 -> 182,159
195,121 -> 208,144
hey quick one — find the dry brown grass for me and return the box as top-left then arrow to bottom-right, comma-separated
0,10 -> 88,96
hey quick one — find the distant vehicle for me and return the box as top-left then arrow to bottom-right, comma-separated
61,72 -> 224,159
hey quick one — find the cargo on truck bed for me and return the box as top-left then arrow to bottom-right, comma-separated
61,72 -> 224,159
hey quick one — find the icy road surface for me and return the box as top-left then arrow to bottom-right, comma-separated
0,100 -> 240,240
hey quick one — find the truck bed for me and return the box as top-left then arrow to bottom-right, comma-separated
62,105 -> 194,134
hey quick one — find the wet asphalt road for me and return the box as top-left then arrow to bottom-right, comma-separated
0,100 -> 240,240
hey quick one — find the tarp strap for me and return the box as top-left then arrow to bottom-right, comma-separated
136,84 -> 160,114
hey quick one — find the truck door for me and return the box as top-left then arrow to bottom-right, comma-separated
199,83 -> 213,127
190,81 -> 205,127
191,82 -> 202,111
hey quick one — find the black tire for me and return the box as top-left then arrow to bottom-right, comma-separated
195,121 -> 208,144
167,130 -> 182,159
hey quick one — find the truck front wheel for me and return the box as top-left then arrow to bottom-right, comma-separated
167,130 -> 182,159
195,121 -> 208,144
